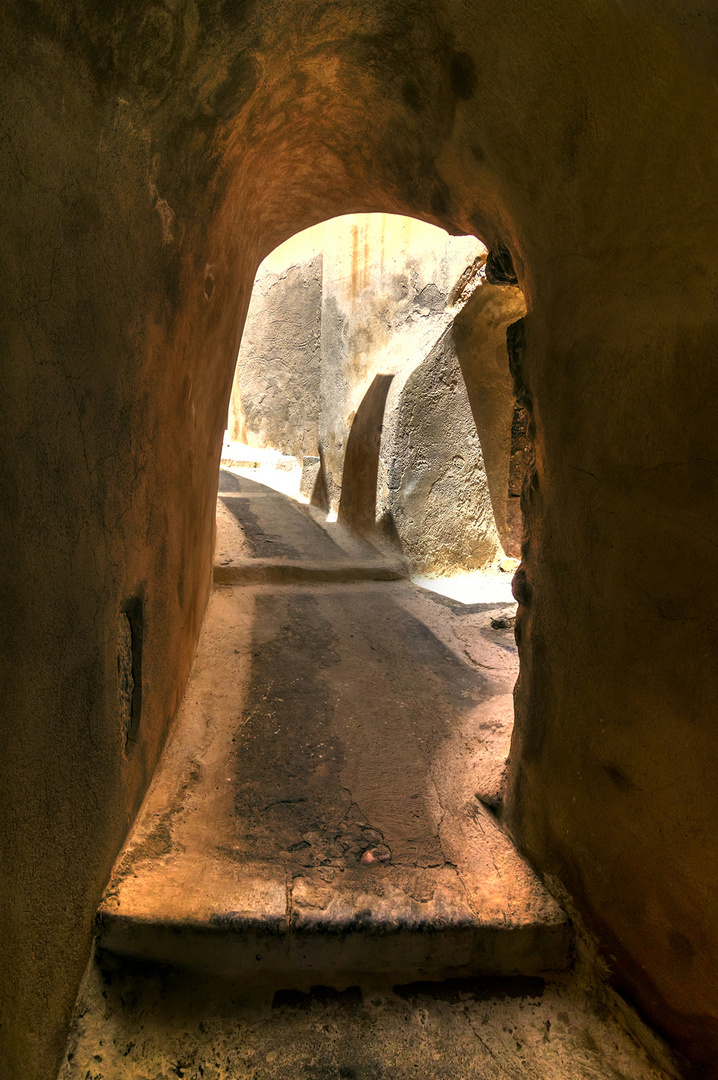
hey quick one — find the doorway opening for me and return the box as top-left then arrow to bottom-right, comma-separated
222,212 -> 527,604
204,214 -> 549,963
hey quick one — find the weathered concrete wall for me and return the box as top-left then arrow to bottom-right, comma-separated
3,3 -> 718,1078
228,236 -> 323,459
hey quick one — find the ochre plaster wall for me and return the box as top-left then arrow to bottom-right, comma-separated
228,235 -> 324,457
3,3 -> 718,1078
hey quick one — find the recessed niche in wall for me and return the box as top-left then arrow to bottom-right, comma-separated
118,597 -> 143,753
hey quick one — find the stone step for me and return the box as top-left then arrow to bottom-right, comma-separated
98,857 -> 569,985
215,468 -> 409,585
98,567 -> 570,986
216,468 -> 355,563
214,557 -> 408,585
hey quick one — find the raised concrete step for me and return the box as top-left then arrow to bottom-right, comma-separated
215,468 -> 409,585
214,557 -> 408,584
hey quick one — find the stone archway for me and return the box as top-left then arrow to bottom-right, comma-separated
4,4 -> 718,1077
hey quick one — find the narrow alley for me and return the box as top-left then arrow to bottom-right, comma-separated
59,472 -> 677,1080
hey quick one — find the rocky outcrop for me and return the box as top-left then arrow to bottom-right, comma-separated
377,327 -> 501,573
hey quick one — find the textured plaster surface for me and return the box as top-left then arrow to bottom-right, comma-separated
228,252 -> 323,458
451,284 -> 527,554
318,215 -> 484,513
3,2 -> 718,1077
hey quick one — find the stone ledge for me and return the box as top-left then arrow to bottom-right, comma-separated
97,855 -> 570,984
213,558 -> 409,584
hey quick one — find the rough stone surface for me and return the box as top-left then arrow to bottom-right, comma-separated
4,3 -> 718,1077
378,327 -> 501,574
505,406 -> 531,557
317,216 -> 484,514
451,283 -> 528,556
59,959 -> 680,1080
300,456 -> 322,500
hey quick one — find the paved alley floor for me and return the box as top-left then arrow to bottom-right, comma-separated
58,470 -> 681,1079
97,470 -> 567,984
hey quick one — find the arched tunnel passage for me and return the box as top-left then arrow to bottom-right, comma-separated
91,214 -> 599,1070
5,4 -> 718,1078
82,198 -> 680,1077
94,210 -> 580,1050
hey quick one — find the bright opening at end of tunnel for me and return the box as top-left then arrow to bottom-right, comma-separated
223,211 -> 528,589
413,568 -> 517,606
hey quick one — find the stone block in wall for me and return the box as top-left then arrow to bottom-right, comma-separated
299,455 -> 321,500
